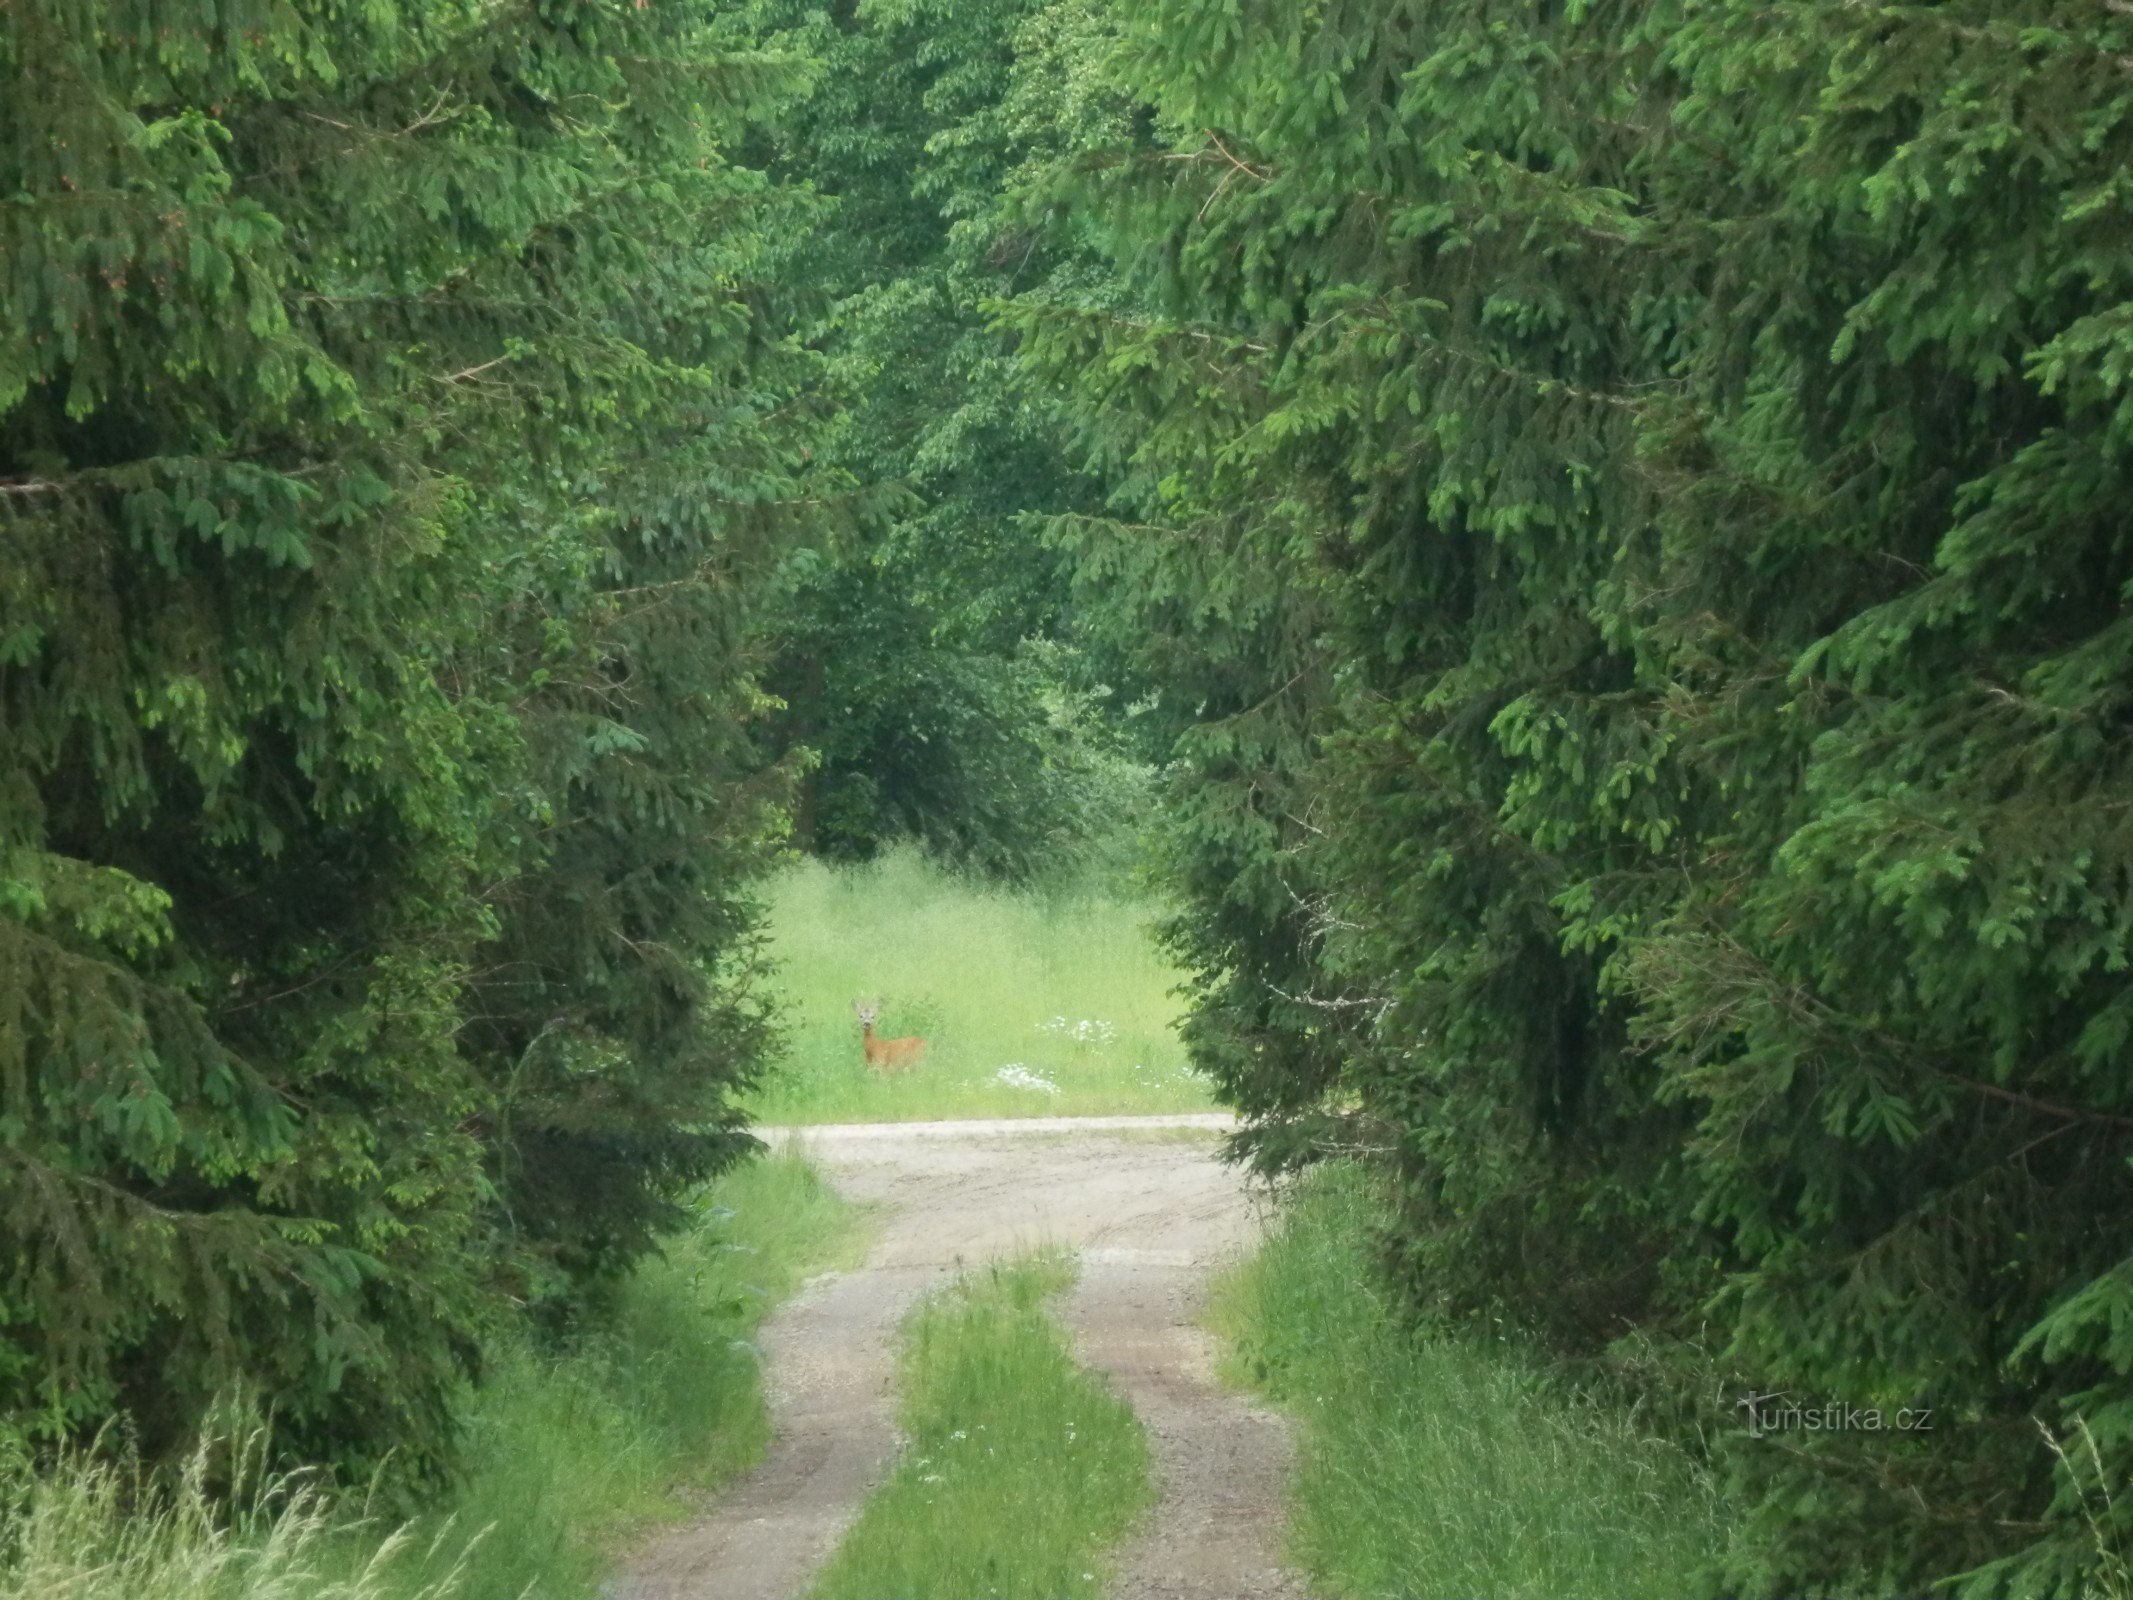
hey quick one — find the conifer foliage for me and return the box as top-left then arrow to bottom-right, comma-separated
9,1 -> 2133,1589
0,0 -> 824,1475
1005,0 -> 2133,1591
738,0 -> 1148,878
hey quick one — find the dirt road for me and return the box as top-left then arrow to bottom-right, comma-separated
608,1113 -> 1308,1600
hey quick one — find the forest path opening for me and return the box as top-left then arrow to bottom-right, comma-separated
606,1114 -> 1309,1600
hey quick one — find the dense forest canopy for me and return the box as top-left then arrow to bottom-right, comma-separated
4,1 -> 2132,1596
735,0 -> 1154,879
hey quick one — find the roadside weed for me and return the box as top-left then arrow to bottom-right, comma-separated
1207,1163 -> 1724,1599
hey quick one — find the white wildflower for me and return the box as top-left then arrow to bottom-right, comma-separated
994,1063 -> 1062,1095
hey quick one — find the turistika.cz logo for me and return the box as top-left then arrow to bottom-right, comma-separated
1736,1392 -> 1934,1438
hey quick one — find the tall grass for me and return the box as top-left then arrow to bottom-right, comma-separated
1,1149 -> 862,1600
0,1426 -> 463,1600
750,846 -> 1215,1123
808,1253 -> 1154,1600
1206,1162 -> 1725,1599
358,1148 -> 865,1600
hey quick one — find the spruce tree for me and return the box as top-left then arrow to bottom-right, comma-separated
1,0 -> 824,1475
1009,0 -> 2133,1589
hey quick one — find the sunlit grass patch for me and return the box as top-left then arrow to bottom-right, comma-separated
1206,1162 -> 1724,1600
749,847 -> 1217,1123
808,1252 -> 1153,1600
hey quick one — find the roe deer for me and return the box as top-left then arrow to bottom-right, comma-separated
852,1000 -> 925,1071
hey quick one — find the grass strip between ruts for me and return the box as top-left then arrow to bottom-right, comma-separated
809,1251 -> 1154,1600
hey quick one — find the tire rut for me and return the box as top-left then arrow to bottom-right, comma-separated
606,1114 -> 1311,1600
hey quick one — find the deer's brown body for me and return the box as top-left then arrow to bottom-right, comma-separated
852,1000 -> 925,1071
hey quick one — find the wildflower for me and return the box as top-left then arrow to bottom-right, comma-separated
994,1063 -> 1062,1095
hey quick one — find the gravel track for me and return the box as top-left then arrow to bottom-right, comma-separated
607,1113 -> 1308,1600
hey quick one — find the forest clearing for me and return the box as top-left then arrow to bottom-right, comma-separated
7,0 -> 2133,1596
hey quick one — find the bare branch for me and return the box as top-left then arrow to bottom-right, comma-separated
1203,129 -> 1271,181
1267,980 -> 1394,1026
303,89 -> 461,139
1952,1075 -> 2133,1133
434,354 -> 513,386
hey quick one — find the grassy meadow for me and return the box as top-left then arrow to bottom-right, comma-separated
809,1252 -> 1154,1600
0,1150 -> 863,1600
748,847 -> 1217,1123
1206,1162 -> 1726,1600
